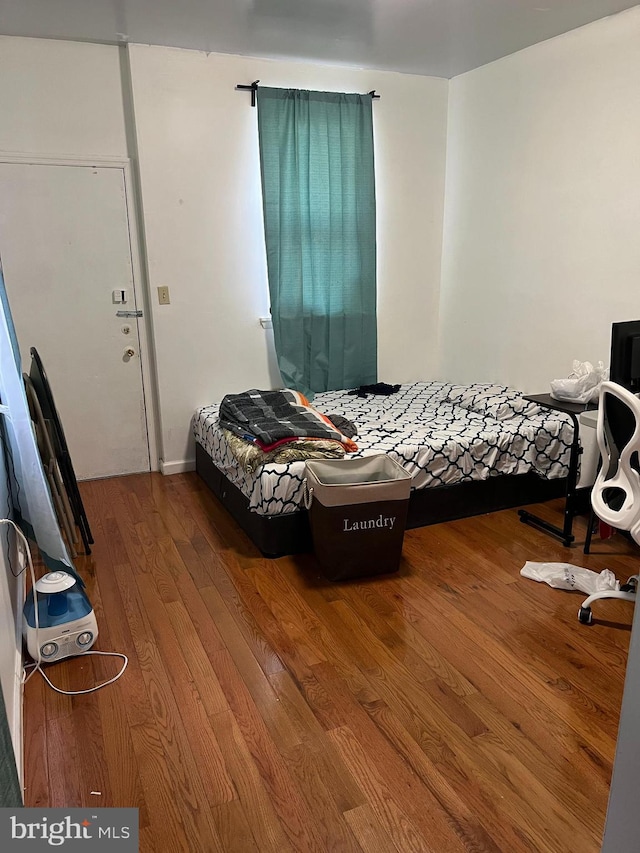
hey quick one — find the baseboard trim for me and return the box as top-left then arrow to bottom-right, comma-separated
159,458 -> 196,475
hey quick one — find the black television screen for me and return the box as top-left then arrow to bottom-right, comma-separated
610,320 -> 640,394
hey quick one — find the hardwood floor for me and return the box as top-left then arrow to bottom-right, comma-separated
23,473 -> 638,852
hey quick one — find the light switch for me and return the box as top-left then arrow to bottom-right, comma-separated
112,289 -> 127,304
157,286 -> 170,305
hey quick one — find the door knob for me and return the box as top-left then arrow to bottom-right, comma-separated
124,347 -> 136,358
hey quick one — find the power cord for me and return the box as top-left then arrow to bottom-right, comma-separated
0,518 -> 128,695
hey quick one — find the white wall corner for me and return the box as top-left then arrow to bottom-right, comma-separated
159,458 -> 196,475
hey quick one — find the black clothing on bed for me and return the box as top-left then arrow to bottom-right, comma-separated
326,414 -> 358,438
348,383 -> 401,398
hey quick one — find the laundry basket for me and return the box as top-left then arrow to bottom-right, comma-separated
304,455 -> 412,581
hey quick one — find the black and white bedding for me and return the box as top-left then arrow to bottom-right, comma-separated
193,382 -> 574,517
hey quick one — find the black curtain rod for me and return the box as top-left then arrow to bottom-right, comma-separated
235,80 -> 380,107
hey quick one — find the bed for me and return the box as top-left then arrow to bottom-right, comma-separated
194,381 -> 574,556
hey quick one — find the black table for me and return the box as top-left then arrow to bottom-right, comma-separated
518,393 -> 596,546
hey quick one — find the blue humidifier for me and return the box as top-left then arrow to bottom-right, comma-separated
23,571 -> 98,663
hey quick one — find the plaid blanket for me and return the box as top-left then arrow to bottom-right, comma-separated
219,389 -> 357,450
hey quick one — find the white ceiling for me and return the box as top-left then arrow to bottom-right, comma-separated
0,0 -> 638,78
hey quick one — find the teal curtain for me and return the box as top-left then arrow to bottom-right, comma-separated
257,87 -> 377,396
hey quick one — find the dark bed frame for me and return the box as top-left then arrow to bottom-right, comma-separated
195,442 -> 568,557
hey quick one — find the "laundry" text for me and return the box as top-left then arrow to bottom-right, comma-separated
343,515 -> 396,532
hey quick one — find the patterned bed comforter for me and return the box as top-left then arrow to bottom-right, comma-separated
193,382 -> 574,517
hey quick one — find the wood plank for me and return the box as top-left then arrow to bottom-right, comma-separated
327,725 -> 446,853
361,696 -> 522,853
112,561 -> 227,850
164,598 -> 231,717
401,605 -> 613,800
267,669 -> 367,813
96,680 -> 148,820
344,804 -> 405,853
128,721 -> 201,853
209,647 -> 328,852
210,799 -> 262,853
46,715 -> 83,808
311,663 -> 476,853
322,632 -> 559,850
22,667 -> 49,808
165,475 -> 288,677
394,572 -> 620,758
279,738 -> 366,853
200,585 -> 303,753
211,710 -> 294,853
132,576 -> 236,808
193,536 -> 287,676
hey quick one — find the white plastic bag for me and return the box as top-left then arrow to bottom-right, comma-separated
520,561 -> 619,594
550,360 -> 608,404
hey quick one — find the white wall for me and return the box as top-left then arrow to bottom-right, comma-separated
439,6 -> 640,392
0,36 -> 132,781
128,45 -> 448,470
0,36 -> 127,158
0,36 -> 163,477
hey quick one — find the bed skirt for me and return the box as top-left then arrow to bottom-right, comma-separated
195,442 -> 568,558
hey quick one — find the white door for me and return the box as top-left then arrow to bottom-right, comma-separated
0,162 -> 151,479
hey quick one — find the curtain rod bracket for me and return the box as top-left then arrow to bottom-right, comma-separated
235,80 -> 260,107
235,82 -> 380,107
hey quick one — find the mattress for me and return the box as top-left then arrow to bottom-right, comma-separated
193,382 -> 574,517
